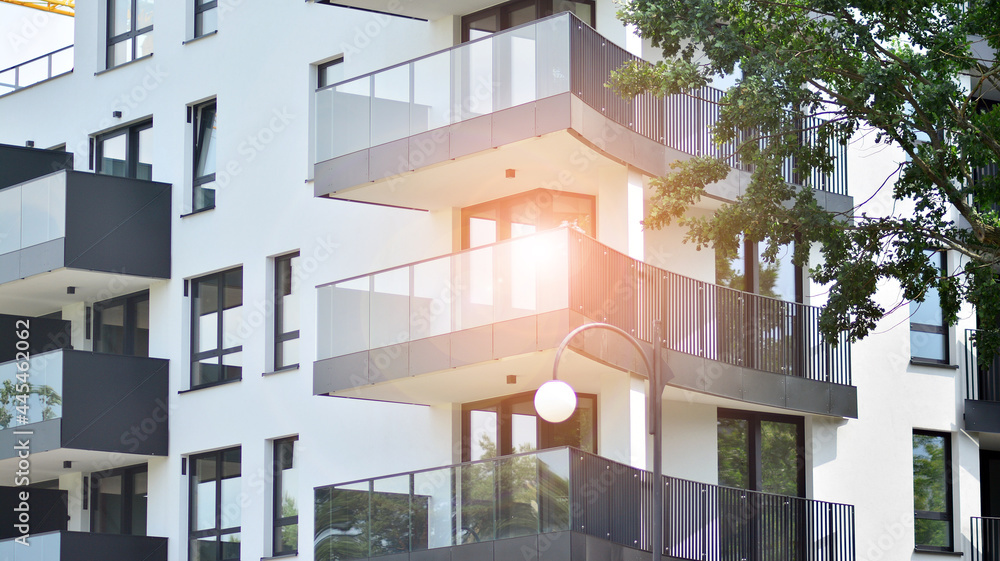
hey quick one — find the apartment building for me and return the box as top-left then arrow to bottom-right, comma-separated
0,1 -> 995,560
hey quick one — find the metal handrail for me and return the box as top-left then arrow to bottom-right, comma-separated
0,45 -> 73,92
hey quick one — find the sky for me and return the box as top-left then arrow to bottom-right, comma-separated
0,3 -> 74,70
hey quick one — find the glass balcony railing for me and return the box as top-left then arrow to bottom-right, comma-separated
0,349 -> 62,429
0,530 -> 61,560
315,13 -> 848,195
0,171 -> 65,257
0,46 -> 73,96
317,227 -> 852,385
314,447 -> 856,561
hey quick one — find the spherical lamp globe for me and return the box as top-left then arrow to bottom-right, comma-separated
534,379 -> 578,423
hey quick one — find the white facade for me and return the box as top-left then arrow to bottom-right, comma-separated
0,2 -> 991,561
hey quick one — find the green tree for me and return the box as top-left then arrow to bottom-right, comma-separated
609,0 -> 1000,352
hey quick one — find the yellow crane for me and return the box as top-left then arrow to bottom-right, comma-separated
0,0 -> 74,17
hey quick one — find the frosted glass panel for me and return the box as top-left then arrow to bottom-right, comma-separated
19,173 -> 65,249
0,350 -> 63,428
0,186 -> 21,254
412,258 -> 453,340
324,277 -> 370,357
371,268 -> 410,348
495,26 -> 536,110
329,77 -> 372,158
412,53 -> 452,133
372,65 -> 412,146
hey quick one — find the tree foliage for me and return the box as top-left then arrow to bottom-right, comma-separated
610,0 -> 1000,352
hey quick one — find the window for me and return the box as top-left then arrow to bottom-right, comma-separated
462,391 -> 596,462
716,237 -> 802,302
913,431 -> 953,551
717,409 -> 804,496
94,290 -> 150,357
317,57 -> 343,89
194,0 -> 217,37
191,268 -> 243,388
107,0 -> 154,68
274,253 -> 300,371
96,120 -> 153,180
91,464 -> 148,536
272,437 -> 298,556
910,250 -> 948,363
193,100 -> 218,212
461,189 -> 595,249
190,447 -> 242,561
461,0 -> 596,41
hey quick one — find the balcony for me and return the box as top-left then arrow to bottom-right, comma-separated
0,165 -> 171,316
0,45 -> 73,97
315,0 -> 506,20
315,228 -> 857,417
314,13 -> 851,213
0,532 -> 167,561
315,447 -> 856,561
973,516 -> 1000,561
0,349 -> 169,462
963,329 -> 1000,433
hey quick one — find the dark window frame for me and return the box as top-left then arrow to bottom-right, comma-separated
93,290 -> 150,357
274,253 -> 300,371
190,267 -> 243,389
461,390 -> 598,462
107,0 -> 153,68
910,250 -> 949,363
461,0 -> 596,42
95,119 -> 153,179
913,429 -> 954,551
317,57 -> 344,89
194,0 -> 218,38
272,437 -> 298,556
189,447 -> 242,561
90,463 -> 149,536
717,408 -> 806,497
192,99 -> 217,212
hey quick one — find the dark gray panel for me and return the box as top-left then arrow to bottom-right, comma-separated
831,384 -> 858,419
536,94 -> 572,135
0,419 -> 61,460
61,532 -> 167,561
631,134 -> 669,178
818,191 -> 855,216
60,351 -> 169,455
492,104 -> 536,147
786,376 -> 832,415
374,554 -> 409,561
369,343 -> 410,383
538,532 -> 572,561
965,399 -> 1000,433
493,316 -> 537,359
741,369 -> 786,408
0,314 -> 71,362
451,541 -> 491,561
409,129 -> 451,170
0,251 -> 20,284
0,487 -> 67,538
665,352 -> 703,388
18,237 -> 65,278
409,335 -> 451,376
369,138 -> 410,183
583,535 -> 615,561
450,116 -> 492,160
313,352 -> 369,394
0,143 -> 72,190
601,121 -> 633,166
315,150 -> 370,196
450,326 -> 493,367
494,535 -> 537,560
537,309 -> 571,351
64,172 -> 170,279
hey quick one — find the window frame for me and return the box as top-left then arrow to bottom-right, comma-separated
188,447 -> 242,561
273,253 -> 300,372
912,429 -> 954,551
317,57 -> 344,89
461,0 -> 596,42
192,99 -> 218,212
717,408 -> 806,497
460,189 -> 596,249
95,119 -> 153,179
107,0 -> 154,68
272,437 -> 298,557
194,0 -> 218,38
910,250 -> 949,364
93,290 -> 150,357
190,267 -> 244,389
90,463 -> 149,536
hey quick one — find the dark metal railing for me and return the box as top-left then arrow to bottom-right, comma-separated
965,329 -> 1000,402
568,19 -> 848,196
314,447 -> 856,561
0,45 -> 73,95
570,232 -> 852,385
972,516 -> 1000,561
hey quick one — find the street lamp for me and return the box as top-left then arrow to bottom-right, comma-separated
535,321 -> 666,561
